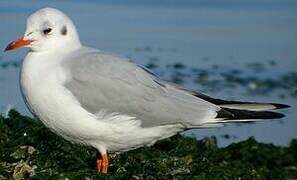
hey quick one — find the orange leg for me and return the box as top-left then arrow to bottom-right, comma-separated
96,153 -> 109,174
101,154 -> 109,173
96,158 -> 102,172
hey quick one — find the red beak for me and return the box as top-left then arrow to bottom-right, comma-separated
4,37 -> 32,51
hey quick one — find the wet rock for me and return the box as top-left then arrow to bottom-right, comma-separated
12,160 -> 34,180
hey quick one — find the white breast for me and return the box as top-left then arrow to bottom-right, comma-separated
20,51 -> 102,144
21,52 -> 68,129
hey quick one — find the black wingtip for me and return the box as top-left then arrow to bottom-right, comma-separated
191,91 -> 291,110
271,103 -> 291,109
216,107 -> 286,121
264,111 -> 286,119
275,112 -> 286,119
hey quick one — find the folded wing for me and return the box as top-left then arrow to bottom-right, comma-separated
62,48 -> 220,128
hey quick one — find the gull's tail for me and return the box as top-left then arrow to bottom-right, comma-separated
213,99 -> 290,123
193,92 -> 290,123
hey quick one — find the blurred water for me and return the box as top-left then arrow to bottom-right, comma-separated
0,0 -> 296,146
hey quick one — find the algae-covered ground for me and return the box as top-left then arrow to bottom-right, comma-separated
0,110 -> 296,179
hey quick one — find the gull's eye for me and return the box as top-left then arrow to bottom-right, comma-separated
43,28 -> 52,35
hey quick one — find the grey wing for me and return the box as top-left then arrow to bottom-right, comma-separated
62,48 -> 220,128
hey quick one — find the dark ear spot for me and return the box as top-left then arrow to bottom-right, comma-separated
61,26 -> 67,35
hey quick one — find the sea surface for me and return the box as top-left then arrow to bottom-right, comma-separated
0,0 -> 296,146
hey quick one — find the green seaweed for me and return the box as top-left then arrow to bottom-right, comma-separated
0,110 -> 296,179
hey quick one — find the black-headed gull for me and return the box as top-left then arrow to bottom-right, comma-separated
5,8 -> 289,173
